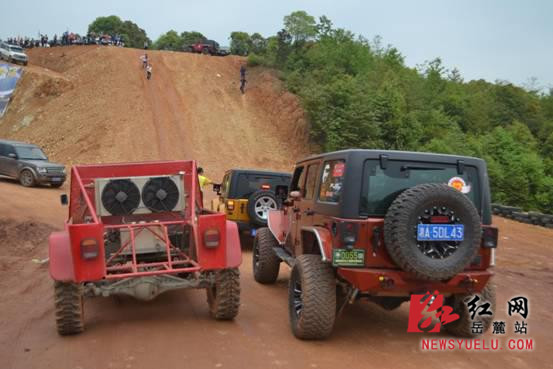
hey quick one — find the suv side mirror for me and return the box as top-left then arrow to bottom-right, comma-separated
60,194 -> 68,206
8,153 -> 17,159
212,183 -> 221,195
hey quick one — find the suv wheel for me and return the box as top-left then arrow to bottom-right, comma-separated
444,282 -> 496,337
19,169 -> 36,187
202,47 -> 209,55
289,255 -> 336,340
54,282 -> 84,335
252,227 -> 280,284
248,190 -> 278,227
206,268 -> 240,320
384,183 -> 481,281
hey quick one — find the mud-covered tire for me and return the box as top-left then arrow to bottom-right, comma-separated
289,255 -> 336,340
444,282 -> 496,337
54,281 -> 84,335
247,190 -> 278,227
19,169 -> 36,187
252,227 -> 280,284
207,268 -> 240,320
384,183 -> 481,281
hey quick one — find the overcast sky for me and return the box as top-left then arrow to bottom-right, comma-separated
1,0 -> 551,88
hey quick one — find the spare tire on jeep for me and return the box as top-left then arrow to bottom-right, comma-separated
383,183 -> 481,281
247,190 -> 278,227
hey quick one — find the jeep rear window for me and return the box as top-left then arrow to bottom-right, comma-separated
359,160 -> 480,216
234,173 -> 290,199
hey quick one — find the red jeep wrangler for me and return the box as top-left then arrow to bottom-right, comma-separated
49,160 -> 241,335
253,150 -> 497,339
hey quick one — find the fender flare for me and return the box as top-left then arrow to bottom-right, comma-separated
49,231 -> 76,282
300,226 -> 333,262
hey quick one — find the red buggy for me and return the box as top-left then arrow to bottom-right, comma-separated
49,160 -> 241,335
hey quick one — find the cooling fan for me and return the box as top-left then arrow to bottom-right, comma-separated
141,177 -> 180,212
101,179 -> 141,215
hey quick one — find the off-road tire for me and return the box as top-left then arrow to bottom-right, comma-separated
247,190 -> 278,227
19,169 -> 36,187
384,183 -> 481,281
252,227 -> 280,284
202,47 -> 209,55
289,255 -> 336,340
207,268 -> 240,320
54,282 -> 84,335
444,282 -> 496,337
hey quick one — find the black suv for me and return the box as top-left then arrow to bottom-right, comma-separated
0,139 -> 66,187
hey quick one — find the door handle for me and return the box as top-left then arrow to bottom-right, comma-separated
304,209 -> 315,216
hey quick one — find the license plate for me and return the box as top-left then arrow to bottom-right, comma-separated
332,248 -> 365,267
417,224 -> 464,241
51,177 -> 62,182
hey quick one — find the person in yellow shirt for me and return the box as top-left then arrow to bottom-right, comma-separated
197,167 -> 212,189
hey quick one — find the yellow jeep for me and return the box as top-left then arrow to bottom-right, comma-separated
212,169 -> 291,233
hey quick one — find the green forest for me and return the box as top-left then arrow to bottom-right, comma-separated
238,11 -> 553,213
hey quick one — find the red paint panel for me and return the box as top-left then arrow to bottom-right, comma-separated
338,268 -> 492,294
68,223 -> 106,282
49,230 -> 75,281
268,209 -> 289,244
225,221 -> 242,268
197,213 -> 227,270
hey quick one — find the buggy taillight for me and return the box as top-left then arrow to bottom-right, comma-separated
81,238 -> 99,259
261,184 -> 270,190
481,226 -> 498,248
204,229 -> 220,248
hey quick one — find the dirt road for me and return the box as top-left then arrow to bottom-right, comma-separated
0,178 -> 551,369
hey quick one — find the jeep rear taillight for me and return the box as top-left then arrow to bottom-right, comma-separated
337,222 -> 359,249
261,184 -> 270,190
204,229 -> 220,248
481,226 -> 498,248
80,238 -> 99,260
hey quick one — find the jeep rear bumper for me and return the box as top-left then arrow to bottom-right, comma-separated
337,268 -> 493,295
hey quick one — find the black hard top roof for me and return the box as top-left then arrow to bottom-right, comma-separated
297,149 -> 484,166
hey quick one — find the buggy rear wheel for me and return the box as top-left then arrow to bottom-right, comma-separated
54,281 -> 84,335
207,268 -> 240,320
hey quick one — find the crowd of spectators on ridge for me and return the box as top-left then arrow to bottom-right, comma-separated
5,31 -> 125,48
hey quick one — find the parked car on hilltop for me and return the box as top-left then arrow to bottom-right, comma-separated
0,42 -> 28,66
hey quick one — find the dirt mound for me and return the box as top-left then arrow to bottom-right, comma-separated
0,46 -> 309,182
0,219 -> 55,258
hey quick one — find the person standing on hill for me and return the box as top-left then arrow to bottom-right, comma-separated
239,65 -> 246,94
146,64 -> 152,80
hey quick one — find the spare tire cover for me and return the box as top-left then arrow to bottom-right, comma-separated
383,183 -> 481,281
